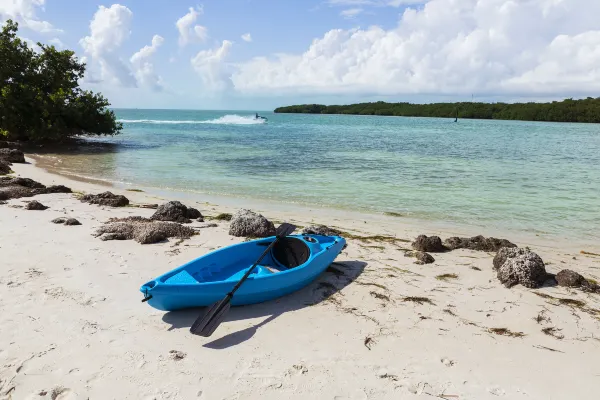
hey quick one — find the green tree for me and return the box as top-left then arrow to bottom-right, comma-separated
0,19 -> 122,142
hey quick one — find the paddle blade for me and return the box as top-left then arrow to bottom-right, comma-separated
276,223 -> 296,238
190,296 -> 232,337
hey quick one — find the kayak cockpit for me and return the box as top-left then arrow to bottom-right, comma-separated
158,236 -> 314,285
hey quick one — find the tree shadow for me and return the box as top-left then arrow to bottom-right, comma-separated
161,260 -> 367,345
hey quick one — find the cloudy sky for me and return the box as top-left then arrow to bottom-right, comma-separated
2,0 -> 599,110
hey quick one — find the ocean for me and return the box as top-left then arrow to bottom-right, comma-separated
34,109 -> 600,244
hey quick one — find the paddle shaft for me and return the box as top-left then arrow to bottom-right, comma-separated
227,237 -> 281,297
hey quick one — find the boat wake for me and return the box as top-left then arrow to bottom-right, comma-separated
119,114 -> 266,125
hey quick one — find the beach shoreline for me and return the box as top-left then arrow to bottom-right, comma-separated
22,154 -> 599,254
2,157 -> 600,399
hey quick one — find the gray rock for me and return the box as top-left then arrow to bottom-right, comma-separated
412,235 -> 447,253
555,269 -> 585,288
64,218 -> 81,226
150,201 -> 203,223
0,177 -> 45,189
0,148 -> 25,163
0,160 -> 11,175
25,200 -> 48,210
229,209 -> 275,238
0,141 -> 22,149
444,235 -> 517,252
81,191 -> 129,207
52,217 -> 67,224
301,225 -> 341,236
46,185 -> 72,194
415,251 -> 435,264
0,200 -> 7,205
94,219 -> 195,244
100,233 -> 128,241
494,247 -> 547,288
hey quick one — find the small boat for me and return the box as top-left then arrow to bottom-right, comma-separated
140,234 -> 346,311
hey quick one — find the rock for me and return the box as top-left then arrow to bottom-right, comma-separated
52,217 -> 67,224
64,218 -> 81,226
169,350 -> 186,361
138,203 -> 158,209
412,235 -> 447,252
301,225 -> 341,236
0,200 -> 7,205
25,200 -> 48,210
93,219 -> 195,244
494,247 -> 547,288
0,141 -> 22,149
555,269 -> 585,288
228,209 -> 276,238
45,185 -> 72,193
444,235 -> 517,252
0,148 -> 25,163
414,251 -> 435,264
150,201 -> 203,223
0,160 -> 11,175
81,191 -> 129,207
100,233 -> 128,241
0,177 -> 45,189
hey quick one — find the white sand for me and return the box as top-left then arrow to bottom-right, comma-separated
1,160 -> 600,400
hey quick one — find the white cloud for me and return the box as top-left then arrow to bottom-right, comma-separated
130,35 -> 165,91
231,0 -> 600,98
191,40 -> 233,91
241,33 -> 252,42
80,4 -> 136,87
0,0 -> 61,33
48,37 -> 65,49
327,0 -> 428,6
176,6 -> 207,46
340,8 -> 363,18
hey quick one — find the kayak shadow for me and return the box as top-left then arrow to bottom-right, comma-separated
161,260 -> 367,345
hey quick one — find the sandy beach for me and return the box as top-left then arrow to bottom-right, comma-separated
2,159 -> 600,400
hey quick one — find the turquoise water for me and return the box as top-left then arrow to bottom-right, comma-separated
44,109 -> 600,242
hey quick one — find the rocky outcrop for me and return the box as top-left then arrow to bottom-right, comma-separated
0,148 -> 25,163
412,235 -> 447,253
93,219 -> 195,244
25,200 -> 48,210
46,185 -> 72,194
0,141 -> 22,149
555,269 -> 585,288
555,269 -> 599,293
80,191 -> 129,207
444,235 -> 517,252
493,247 -> 548,288
0,160 -> 11,175
415,251 -> 435,264
150,201 -> 203,223
52,217 -> 81,225
0,177 -> 71,200
229,209 -> 275,238
301,225 -> 341,236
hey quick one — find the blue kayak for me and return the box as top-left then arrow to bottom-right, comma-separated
140,234 -> 346,311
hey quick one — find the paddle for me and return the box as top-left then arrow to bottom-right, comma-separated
190,222 -> 297,337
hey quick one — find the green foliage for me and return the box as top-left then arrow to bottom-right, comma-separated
274,97 -> 600,123
0,20 -> 122,142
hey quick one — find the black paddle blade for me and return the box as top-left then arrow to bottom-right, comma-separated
190,296 -> 232,337
276,223 -> 296,238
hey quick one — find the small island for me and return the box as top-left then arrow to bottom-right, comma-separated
274,97 -> 600,123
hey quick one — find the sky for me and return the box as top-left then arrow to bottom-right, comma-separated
1,0 -> 600,110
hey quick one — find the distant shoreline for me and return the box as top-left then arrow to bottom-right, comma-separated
274,97 -> 600,123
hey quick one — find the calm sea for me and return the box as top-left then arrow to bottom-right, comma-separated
35,109 -> 600,243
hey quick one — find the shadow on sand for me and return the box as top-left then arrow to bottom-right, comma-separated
161,260 -> 366,348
